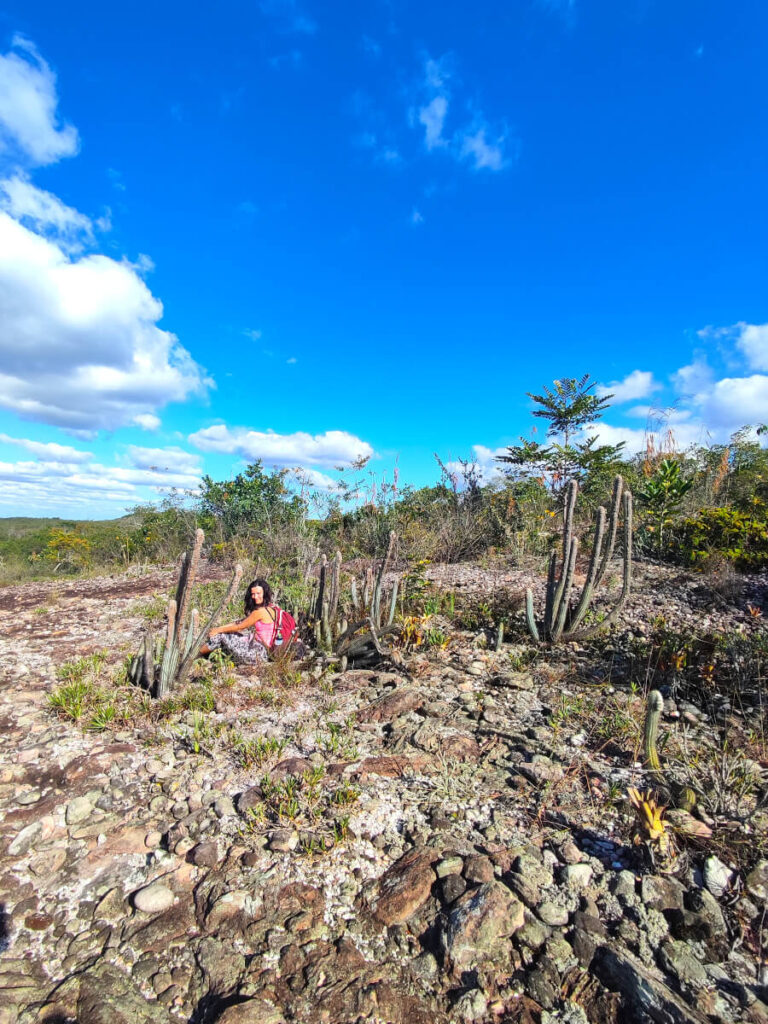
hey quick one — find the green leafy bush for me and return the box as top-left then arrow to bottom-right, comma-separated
672,502 -> 768,569
637,458 -> 693,556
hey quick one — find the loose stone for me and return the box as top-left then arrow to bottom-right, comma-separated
133,883 -> 175,914
65,795 -> 95,825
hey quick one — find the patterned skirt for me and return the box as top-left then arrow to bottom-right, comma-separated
207,632 -> 268,666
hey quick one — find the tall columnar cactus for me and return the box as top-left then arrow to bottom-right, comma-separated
328,550 -> 342,624
371,531 -> 396,626
173,528 -> 203,647
130,530 -> 242,698
525,475 -> 632,643
307,533 -> 401,667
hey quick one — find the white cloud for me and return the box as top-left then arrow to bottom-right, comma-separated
586,423 -> 649,454
443,444 -> 507,485
0,36 -> 79,166
0,454 -> 202,510
419,96 -> 448,150
287,466 -> 337,490
126,445 -> 202,475
0,211 -> 211,431
128,253 -> 155,276
424,57 -> 449,91
0,37 -> 210,436
590,417 -> 711,453
663,323 -> 768,435
411,55 -> 511,174
0,478 -> 133,512
597,369 -> 660,404
696,320 -> 768,372
462,325 -> 768,486
0,174 -> 94,251
411,208 -> 424,225
243,328 -> 263,341
734,322 -> 768,372
188,425 -> 374,468
701,375 -> 768,429
458,126 -> 506,171
414,56 -> 451,153
94,208 -> 112,233
625,404 -> 652,419
671,357 -> 713,397
133,413 -> 161,431
472,444 -> 508,464
0,432 -> 92,462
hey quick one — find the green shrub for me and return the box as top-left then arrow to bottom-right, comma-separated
672,503 -> 768,569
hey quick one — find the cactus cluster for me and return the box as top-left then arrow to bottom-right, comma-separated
312,549 -> 344,651
129,528 -> 243,698
525,475 -> 632,643
309,531 -> 400,669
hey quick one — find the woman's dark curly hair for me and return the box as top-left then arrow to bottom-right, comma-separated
244,578 -> 272,614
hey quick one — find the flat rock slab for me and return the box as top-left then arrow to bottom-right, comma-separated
356,687 -> 423,723
371,847 -> 439,926
77,962 -> 170,1024
591,944 -> 710,1024
353,755 -> 436,778
217,999 -> 287,1023
442,880 -> 525,972
125,899 -> 198,953
441,733 -> 481,761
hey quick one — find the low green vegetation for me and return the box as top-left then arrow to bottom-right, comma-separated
4,374 -> 766,589
240,767 -> 357,856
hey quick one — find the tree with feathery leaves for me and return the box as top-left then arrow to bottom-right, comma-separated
496,374 -> 625,497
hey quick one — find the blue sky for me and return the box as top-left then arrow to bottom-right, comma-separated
0,0 -> 766,518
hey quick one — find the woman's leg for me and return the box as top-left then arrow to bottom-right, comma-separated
200,634 -> 227,658
214,633 -> 268,666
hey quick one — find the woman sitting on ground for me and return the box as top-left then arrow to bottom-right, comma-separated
199,578 -> 278,665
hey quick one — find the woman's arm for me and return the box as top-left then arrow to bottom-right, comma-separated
209,609 -> 260,637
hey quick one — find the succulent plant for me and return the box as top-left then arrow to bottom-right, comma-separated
644,689 -> 663,772
308,531 -> 401,668
130,529 -> 242,698
525,475 -> 632,643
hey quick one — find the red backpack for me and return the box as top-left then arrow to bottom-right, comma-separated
270,606 -> 297,648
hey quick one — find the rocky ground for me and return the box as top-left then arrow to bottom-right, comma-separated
0,560 -> 767,1024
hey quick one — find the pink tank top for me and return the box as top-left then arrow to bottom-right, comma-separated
253,612 -> 277,647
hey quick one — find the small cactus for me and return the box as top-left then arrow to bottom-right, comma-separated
495,620 -> 505,652
643,689 -> 697,813
644,690 -> 663,772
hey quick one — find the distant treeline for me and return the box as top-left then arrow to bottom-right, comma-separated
2,376 -> 767,585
